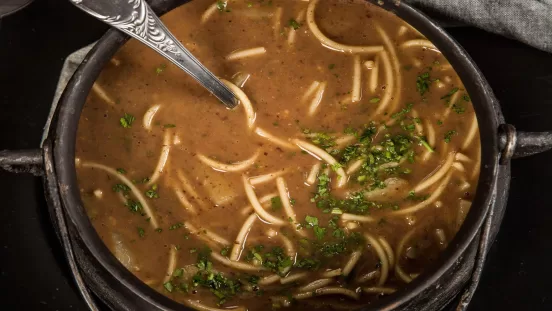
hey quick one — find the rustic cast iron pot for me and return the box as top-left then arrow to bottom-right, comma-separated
1,0 -> 551,310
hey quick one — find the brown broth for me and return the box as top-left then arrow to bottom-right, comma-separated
75,0 -> 480,310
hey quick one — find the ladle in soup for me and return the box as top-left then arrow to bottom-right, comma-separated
70,0 -> 239,109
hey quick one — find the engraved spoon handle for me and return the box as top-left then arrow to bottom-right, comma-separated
70,0 -> 238,109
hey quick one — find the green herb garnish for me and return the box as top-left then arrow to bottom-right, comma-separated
120,113 -> 135,128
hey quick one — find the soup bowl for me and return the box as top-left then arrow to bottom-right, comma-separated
1,0 -> 551,310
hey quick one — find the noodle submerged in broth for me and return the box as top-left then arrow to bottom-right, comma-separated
76,0 -> 480,310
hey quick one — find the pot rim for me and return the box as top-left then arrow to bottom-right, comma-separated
51,0 -> 501,310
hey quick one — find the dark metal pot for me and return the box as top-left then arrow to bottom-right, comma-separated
1,0 -> 551,310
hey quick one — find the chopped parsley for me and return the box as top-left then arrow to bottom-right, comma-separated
164,124 -> 176,128
216,0 -> 227,12
220,246 -> 230,256
155,64 -> 166,75
137,227 -> 145,238
328,64 -> 335,70
294,258 -> 321,270
305,215 -> 319,227
451,103 -> 465,114
191,247 -> 241,305
304,130 -> 336,151
163,281 -> 174,293
119,113 -> 135,128
116,168 -> 126,174
169,222 -> 184,230
441,87 -> 459,102
125,199 -> 143,213
391,103 -> 414,119
112,183 -> 130,194
288,18 -> 301,30
145,184 -> 159,199
270,196 -> 282,211
369,97 -> 381,104
416,72 -> 431,96
444,130 -> 457,143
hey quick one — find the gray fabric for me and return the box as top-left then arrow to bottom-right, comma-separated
408,0 -> 552,53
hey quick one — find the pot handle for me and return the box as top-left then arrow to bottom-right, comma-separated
498,124 -> 552,164
0,149 -> 44,176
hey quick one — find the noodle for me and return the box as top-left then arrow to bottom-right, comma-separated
259,274 -> 281,285
395,229 -> 416,283
378,236 -> 395,268
163,246 -> 177,283
240,192 -> 277,215
356,270 -> 379,283
425,119 -> 436,146
346,158 -> 364,175
255,127 -> 296,149
375,23 -> 402,114
242,176 -> 286,225
143,104 -> 161,131
400,39 -> 439,52
173,187 -> 197,214
250,170 -> 287,186
452,162 -> 465,172
306,0 -> 383,54
302,81 -> 321,103
184,222 -> 231,246
455,152 -> 471,163
413,151 -> 455,193
226,47 -> 267,61
393,171 -> 453,216
293,139 -> 347,187
411,109 -> 423,133
307,81 -> 327,116
298,278 -> 333,292
287,9 -> 306,45
462,114 -> 478,150
335,135 -> 356,148
276,177 -> 303,234
211,252 -> 266,272
321,269 -> 342,278
306,162 -> 322,185
364,60 -> 375,70
82,162 -> 158,229
280,272 -> 308,284
293,287 -> 360,300
368,55 -> 379,93
176,169 -> 205,206
352,55 -> 362,102
230,213 -> 258,261
363,287 -> 396,294
148,130 -> 172,186
273,7 -> 283,38
185,299 -> 245,311
342,249 -> 362,276
197,150 -> 259,172
364,233 -> 389,286
231,72 -> 251,88
370,50 -> 394,117
220,79 -> 256,129
92,83 -> 116,106
200,1 -> 223,24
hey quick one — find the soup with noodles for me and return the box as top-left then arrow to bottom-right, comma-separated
76,0 -> 480,309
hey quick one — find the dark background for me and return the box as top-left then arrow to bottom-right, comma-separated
1,0 -> 552,310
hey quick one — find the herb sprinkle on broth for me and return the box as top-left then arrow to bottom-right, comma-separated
76,0 -> 480,309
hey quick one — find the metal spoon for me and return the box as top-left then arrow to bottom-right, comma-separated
70,0 -> 238,109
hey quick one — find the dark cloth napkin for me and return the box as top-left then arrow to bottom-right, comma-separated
407,0 -> 552,53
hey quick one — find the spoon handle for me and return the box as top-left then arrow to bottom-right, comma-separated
70,0 -> 238,109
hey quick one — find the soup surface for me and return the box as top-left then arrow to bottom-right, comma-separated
76,0 -> 480,310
